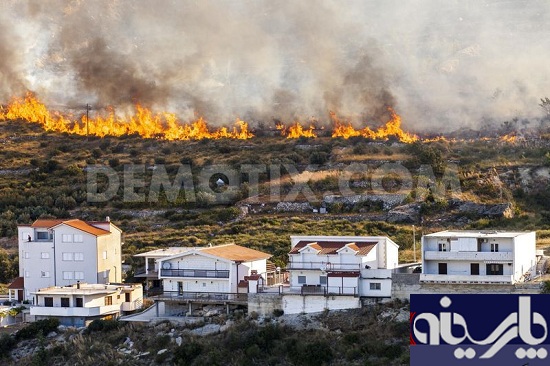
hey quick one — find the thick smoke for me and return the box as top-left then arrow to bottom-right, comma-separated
1,0 -> 550,131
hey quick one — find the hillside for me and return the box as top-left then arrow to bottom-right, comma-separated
2,119 -> 550,269
1,300 -> 410,366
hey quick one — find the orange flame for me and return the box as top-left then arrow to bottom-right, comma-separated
499,134 -> 517,143
331,108 -> 418,143
0,92 -> 254,140
276,121 -> 317,139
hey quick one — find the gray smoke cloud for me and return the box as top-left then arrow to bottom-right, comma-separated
1,0 -> 550,131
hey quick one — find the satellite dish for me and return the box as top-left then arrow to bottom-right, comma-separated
162,262 -> 171,270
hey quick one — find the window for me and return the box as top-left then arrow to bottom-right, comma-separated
63,271 -> 73,280
24,252 -> 30,259
104,296 -> 113,306
438,243 -> 447,252
44,297 -> 53,307
60,297 -> 70,307
74,252 -> 84,261
319,276 -> 327,285
40,252 -> 50,259
74,271 -> 84,280
438,263 -> 448,275
74,234 -> 83,242
370,282 -> 381,290
487,264 -> 503,275
62,252 -> 73,261
491,243 -> 499,252
41,271 -> 50,278
75,298 -> 83,307
471,263 -> 480,275
125,293 -> 130,302
36,231 -> 50,240
298,275 -> 306,284
103,251 -> 108,260
62,234 -> 72,242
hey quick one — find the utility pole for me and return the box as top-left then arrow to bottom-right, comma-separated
85,103 -> 91,140
413,225 -> 417,263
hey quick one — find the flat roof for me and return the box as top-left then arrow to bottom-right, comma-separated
33,283 -> 140,296
424,230 -> 535,239
134,247 -> 192,257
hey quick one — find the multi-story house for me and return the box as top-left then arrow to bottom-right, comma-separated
287,235 -> 399,297
30,282 -> 143,327
420,230 -> 537,284
15,218 -> 122,301
136,243 -> 272,296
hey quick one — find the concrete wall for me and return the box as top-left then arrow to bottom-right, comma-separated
248,293 -> 283,316
282,294 -> 360,314
514,232 -> 537,280
391,273 -> 542,300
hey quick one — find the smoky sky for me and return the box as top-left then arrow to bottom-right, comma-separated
1,0 -> 550,131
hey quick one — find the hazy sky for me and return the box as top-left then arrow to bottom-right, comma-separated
1,0 -> 549,131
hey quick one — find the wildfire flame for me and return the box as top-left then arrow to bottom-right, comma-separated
276,122 -> 317,139
0,92 -> 254,140
499,134 -> 517,143
330,108 -> 418,143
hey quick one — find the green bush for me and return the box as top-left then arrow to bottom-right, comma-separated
15,318 -> 60,341
86,319 -> 123,333
0,334 -> 16,359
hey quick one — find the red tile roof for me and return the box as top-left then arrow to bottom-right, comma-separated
30,219 -> 111,236
200,244 -> 271,262
290,240 -> 377,256
7,277 -> 24,289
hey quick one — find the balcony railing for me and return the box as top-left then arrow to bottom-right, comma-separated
420,274 -> 514,284
424,251 -> 513,261
134,267 -> 159,277
286,262 -> 361,271
288,285 -> 358,296
30,304 -> 121,317
160,269 -> 230,278
151,291 -> 248,304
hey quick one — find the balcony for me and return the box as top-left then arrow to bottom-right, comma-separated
420,274 -> 514,284
286,262 -> 361,271
134,267 -> 159,278
160,269 -> 230,279
424,251 -> 513,261
30,304 -> 121,317
121,298 -> 143,312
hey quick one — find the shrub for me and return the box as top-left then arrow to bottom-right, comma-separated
86,319 -> 123,333
15,318 -> 60,341
174,342 -> 203,366
0,334 -> 16,359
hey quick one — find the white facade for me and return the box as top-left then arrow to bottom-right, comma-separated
287,235 -> 399,298
17,219 -> 123,301
420,230 -> 537,284
30,282 -> 143,326
136,243 -> 271,295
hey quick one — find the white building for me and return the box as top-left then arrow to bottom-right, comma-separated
136,244 -> 272,296
287,235 -> 399,298
420,230 -> 537,284
30,282 -> 143,327
15,218 -> 123,301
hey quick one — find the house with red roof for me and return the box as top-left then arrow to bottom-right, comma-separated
15,218 -> 122,302
287,235 -> 399,298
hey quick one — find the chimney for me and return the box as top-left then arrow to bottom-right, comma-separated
106,216 -> 110,222
76,281 -> 80,289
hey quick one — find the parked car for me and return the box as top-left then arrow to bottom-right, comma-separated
412,266 -> 422,273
